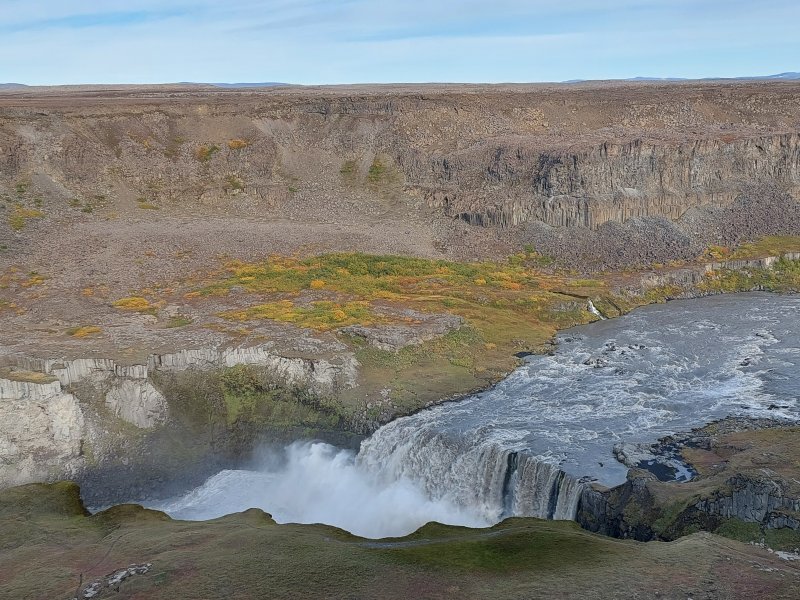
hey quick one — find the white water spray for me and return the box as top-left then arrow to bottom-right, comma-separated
151,441 -> 491,538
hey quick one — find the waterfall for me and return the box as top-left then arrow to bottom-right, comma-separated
356,416 -> 585,522
588,300 -> 606,320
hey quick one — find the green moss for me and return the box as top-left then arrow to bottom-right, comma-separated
0,481 -> 88,519
715,519 -> 763,543
367,158 -> 387,182
220,365 -> 343,429
384,519 -> 616,573
164,315 -> 193,328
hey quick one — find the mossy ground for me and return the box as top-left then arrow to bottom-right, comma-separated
1,483 -> 797,600
54,237 -> 796,431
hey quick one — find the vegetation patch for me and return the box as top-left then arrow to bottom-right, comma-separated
164,315 -> 193,328
728,235 -> 800,260
699,258 -> 800,294
113,296 -> 157,312
197,252 -> 608,345
195,144 -> 220,162
224,174 -> 245,193
137,197 -> 160,210
227,139 -> 249,150
385,520 -> 616,573
367,157 -> 387,183
0,368 -> 57,384
340,159 -> 357,179
8,206 -> 44,231
222,299 -> 381,331
20,272 -> 47,288
66,325 -> 102,338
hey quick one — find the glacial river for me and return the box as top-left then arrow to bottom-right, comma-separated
150,293 -> 800,538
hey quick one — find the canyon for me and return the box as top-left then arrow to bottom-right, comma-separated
1,81 -> 800,598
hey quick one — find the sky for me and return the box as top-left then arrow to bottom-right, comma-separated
1,0 -> 798,85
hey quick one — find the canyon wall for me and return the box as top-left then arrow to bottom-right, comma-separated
1,83 -> 799,238
422,134 -> 800,228
0,344 -> 359,494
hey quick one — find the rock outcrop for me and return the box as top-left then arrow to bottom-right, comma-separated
0,342 -> 359,491
694,474 -> 800,529
425,134 -> 800,229
577,420 -> 800,545
0,376 -> 85,487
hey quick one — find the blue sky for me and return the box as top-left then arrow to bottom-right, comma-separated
1,0 -> 798,85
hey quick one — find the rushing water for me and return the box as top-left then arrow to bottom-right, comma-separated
150,293 -> 800,538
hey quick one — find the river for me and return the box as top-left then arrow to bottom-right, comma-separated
148,293 -> 800,538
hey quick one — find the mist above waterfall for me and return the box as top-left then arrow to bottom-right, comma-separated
152,441 -> 491,538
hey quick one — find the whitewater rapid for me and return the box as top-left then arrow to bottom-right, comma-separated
149,293 -> 800,538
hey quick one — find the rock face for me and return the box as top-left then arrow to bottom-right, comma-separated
577,420 -> 800,543
0,343 -> 359,490
578,471 -> 800,542
342,309 -> 463,351
0,377 -> 85,487
694,474 -> 800,529
427,134 -> 800,229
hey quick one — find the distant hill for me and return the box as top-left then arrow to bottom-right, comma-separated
742,72 -> 800,80
0,83 -> 28,90
207,82 -> 289,88
564,72 -> 800,83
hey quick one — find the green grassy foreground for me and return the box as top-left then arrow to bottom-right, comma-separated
1,483 -> 798,599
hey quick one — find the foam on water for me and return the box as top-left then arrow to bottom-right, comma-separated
149,293 -> 800,537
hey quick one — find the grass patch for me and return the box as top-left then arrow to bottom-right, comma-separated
224,175 -> 245,192
384,520 -> 617,573
113,296 -> 157,312
8,206 -> 44,231
699,258 -> 800,294
164,315 -> 193,328
222,300 -> 381,332
199,252 -> 605,343
137,197 -> 160,210
20,272 -> 47,288
340,160 -> 357,176
195,144 -> 220,162
66,325 -> 102,338
0,368 -> 57,384
227,139 -> 249,150
728,235 -> 800,260
367,157 -> 387,183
